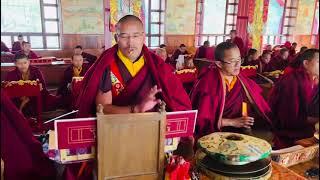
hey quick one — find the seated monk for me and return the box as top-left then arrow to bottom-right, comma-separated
5,53 -> 59,117
57,55 -> 90,109
226,30 -> 245,58
171,44 -> 189,62
73,15 -> 193,179
258,51 -> 275,73
1,41 -> 10,52
1,91 -> 56,180
155,47 -> 168,62
270,47 -> 289,70
195,41 -> 214,60
74,45 -> 97,66
11,34 -> 26,54
190,42 -> 273,140
269,49 -> 319,149
289,42 -> 297,57
19,41 -> 39,59
243,48 -> 259,66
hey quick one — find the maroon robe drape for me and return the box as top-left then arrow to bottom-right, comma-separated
190,65 -> 273,140
270,55 -> 288,70
5,66 -> 59,117
268,68 -> 318,149
17,50 -> 39,59
227,37 -> 245,58
77,44 -> 192,117
11,41 -> 24,54
1,41 -> 9,52
195,46 -> 215,60
1,91 -> 56,180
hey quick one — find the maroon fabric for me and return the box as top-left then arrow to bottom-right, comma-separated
268,68 -> 318,149
82,52 -> 97,66
194,46 -> 215,60
18,50 -> 39,59
232,37 -> 245,58
1,91 -> 56,180
11,41 -> 24,54
190,65 -> 273,140
259,61 -> 275,73
1,41 -> 9,52
171,49 -> 189,62
270,55 -> 288,70
5,66 -> 59,116
76,44 -> 192,117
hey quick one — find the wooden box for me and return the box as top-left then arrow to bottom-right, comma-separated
97,112 -> 166,180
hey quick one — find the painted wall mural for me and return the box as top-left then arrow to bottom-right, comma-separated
295,0 -> 316,35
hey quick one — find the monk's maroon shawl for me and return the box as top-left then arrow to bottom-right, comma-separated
269,68 -> 318,149
76,44 -> 192,117
1,91 -> 56,180
190,65 -> 273,140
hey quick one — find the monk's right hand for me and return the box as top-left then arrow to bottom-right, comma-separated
229,117 -> 254,129
136,85 -> 162,113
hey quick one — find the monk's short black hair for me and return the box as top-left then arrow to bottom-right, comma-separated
14,53 -> 28,61
300,46 -> 308,52
262,50 -> 272,57
22,41 -> 30,46
280,48 -> 289,54
291,48 -> 319,68
204,41 -> 210,46
18,34 -> 23,38
230,30 -> 237,33
247,48 -> 258,56
75,45 -> 83,49
160,44 -> 166,48
180,44 -> 186,48
292,42 -> 297,46
214,42 -> 238,62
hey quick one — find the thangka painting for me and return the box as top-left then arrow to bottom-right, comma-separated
165,0 -> 196,35
61,0 -> 104,34
248,0 -> 269,52
265,0 -> 285,35
109,0 -> 145,45
295,0 -> 316,35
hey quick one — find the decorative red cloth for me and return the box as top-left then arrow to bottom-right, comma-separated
165,155 -> 191,180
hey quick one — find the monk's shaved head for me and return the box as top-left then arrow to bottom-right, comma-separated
116,15 -> 144,34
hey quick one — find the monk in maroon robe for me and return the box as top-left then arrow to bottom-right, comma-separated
289,42 -> 297,57
195,41 -> 214,60
243,48 -> 259,66
18,41 -> 39,59
270,48 -> 289,70
190,42 -> 273,140
5,53 -> 59,118
171,44 -> 190,62
1,90 -> 56,180
69,15 -> 192,180
57,55 -> 90,109
258,51 -> 275,73
74,45 -> 97,66
269,49 -> 319,149
1,41 -> 9,52
11,34 -> 26,54
227,30 -> 245,58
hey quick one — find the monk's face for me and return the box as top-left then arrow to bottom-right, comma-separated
281,51 -> 289,60
72,56 -> 84,68
261,54 -> 271,64
180,47 -> 187,53
266,45 -> 272,51
23,43 -> 31,53
18,36 -> 23,43
15,58 -> 30,73
304,53 -> 319,77
230,32 -> 236,39
156,49 -> 167,61
116,21 -> 145,61
252,52 -> 259,61
216,47 -> 241,76
74,48 -> 83,55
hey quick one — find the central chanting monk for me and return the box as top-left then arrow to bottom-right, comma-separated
269,49 -> 319,149
77,15 -> 191,116
190,42 -> 273,140
73,14 -> 192,180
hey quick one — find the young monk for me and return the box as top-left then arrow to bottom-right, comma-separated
74,45 -> 97,65
11,34 -> 26,54
258,51 -> 275,73
227,30 -> 245,58
1,91 -> 56,180
190,42 -> 273,140
243,48 -> 259,66
171,44 -> 189,62
195,41 -> 214,60
73,15 -> 192,179
269,49 -> 319,149
5,53 -> 58,117
270,48 -> 289,70
20,41 -> 39,59
57,55 -> 89,109
155,47 -> 168,61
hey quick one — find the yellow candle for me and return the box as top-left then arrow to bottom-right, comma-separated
242,102 -> 248,117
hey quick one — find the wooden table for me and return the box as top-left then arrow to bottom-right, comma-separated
289,158 -> 319,179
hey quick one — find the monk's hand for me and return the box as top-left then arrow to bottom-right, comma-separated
136,85 -> 162,113
230,117 -> 254,129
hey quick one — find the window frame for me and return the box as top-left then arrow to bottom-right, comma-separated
1,0 -> 61,49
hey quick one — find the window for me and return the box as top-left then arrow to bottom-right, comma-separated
195,0 -> 238,46
1,0 -> 60,49
311,0 -> 319,45
144,0 -> 165,47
